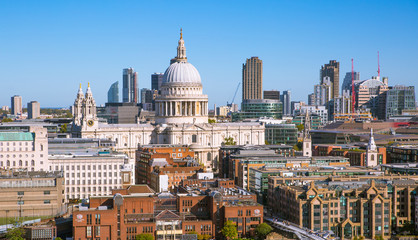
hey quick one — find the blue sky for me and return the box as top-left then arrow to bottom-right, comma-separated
0,0 -> 417,108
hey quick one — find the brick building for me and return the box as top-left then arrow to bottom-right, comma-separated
73,181 -> 263,240
313,144 -> 386,166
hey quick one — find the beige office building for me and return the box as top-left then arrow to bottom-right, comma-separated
242,57 -> 263,100
0,170 -> 65,219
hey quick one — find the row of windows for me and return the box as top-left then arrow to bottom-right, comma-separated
66,186 -> 115,193
66,172 -> 119,178
17,200 -> 51,205
66,179 -> 121,185
0,154 -> 36,158
17,191 -> 50,195
0,160 -> 37,167
0,147 -> 34,152
52,164 -> 121,171
0,142 -> 31,146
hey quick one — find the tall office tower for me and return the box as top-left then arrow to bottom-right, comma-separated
385,85 -> 416,119
151,73 -> 164,92
312,77 -> 332,106
107,81 -> 119,103
11,95 -> 22,115
122,68 -> 138,103
320,60 -> 340,98
281,90 -> 291,116
341,71 -> 360,95
263,90 -> 280,100
27,101 -> 40,119
308,93 -> 315,106
242,57 -> 263,100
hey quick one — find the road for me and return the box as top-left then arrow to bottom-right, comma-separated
265,217 -> 328,240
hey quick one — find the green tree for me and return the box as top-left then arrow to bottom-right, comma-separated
255,223 -> 272,239
5,223 -> 25,240
221,220 -> 238,240
60,123 -> 68,133
223,137 -> 236,146
293,141 -> 302,151
358,236 -> 365,240
1,118 -> 13,122
399,221 -> 416,235
296,124 -> 304,132
353,236 -> 358,240
374,235 -> 384,240
55,238 -> 63,240
208,119 -> 216,123
136,233 -> 154,240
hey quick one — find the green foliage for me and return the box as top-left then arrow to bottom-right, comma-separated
296,124 -> 304,132
293,141 -> 302,151
40,108 -> 72,118
353,236 -> 358,240
1,117 -> 13,122
208,119 -> 216,123
358,236 -> 365,240
5,223 -> 25,240
55,238 -> 63,240
255,223 -> 272,239
60,123 -> 68,133
374,235 -> 384,240
136,233 -> 154,240
399,221 -> 417,235
223,137 -> 236,146
221,220 -> 238,240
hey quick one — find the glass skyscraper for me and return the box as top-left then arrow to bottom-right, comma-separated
385,85 -> 416,118
107,81 -> 119,103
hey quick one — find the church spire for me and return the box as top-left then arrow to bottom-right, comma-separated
368,128 -> 377,151
176,28 -> 187,62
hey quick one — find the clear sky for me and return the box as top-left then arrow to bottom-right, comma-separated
0,0 -> 417,108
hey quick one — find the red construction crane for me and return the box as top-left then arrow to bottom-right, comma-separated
351,58 -> 355,113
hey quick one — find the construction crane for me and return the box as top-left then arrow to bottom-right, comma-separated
228,82 -> 241,106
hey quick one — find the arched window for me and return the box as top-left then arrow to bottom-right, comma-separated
371,155 -> 375,161
6,160 -> 10,166
19,160 -> 22,166
31,160 -> 35,166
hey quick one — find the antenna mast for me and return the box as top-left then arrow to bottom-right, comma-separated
351,58 -> 355,113
377,51 -> 380,78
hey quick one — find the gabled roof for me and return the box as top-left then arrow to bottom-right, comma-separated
155,210 -> 181,220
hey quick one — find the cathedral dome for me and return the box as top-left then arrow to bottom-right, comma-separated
163,62 -> 201,84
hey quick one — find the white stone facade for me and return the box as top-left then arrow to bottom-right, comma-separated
0,126 -> 48,171
48,153 -> 129,201
71,30 -> 265,171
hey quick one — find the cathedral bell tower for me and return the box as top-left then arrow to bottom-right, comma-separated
73,84 -> 84,126
302,111 -> 312,157
81,83 -> 98,131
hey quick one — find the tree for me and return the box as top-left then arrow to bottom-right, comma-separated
208,119 -> 216,123
293,141 -> 302,151
223,137 -> 236,146
55,238 -> 63,240
399,221 -> 417,235
255,223 -> 272,239
136,233 -> 154,240
221,220 -> 238,240
1,118 -> 13,122
296,124 -> 304,132
60,123 -> 68,133
358,236 -> 365,240
374,235 -> 384,240
353,236 -> 359,240
5,223 -> 25,240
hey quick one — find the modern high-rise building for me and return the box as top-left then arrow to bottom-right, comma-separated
151,73 -> 164,92
312,77 -> 332,106
11,95 -> 22,115
242,57 -> 263,100
341,71 -> 360,95
320,60 -> 340,98
107,81 -> 119,103
385,85 -> 416,119
281,90 -> 291,116
263,90 -> 280,101
122,68 -> 138,103
27,101 -> 40,119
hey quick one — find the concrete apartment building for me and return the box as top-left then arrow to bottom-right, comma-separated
11,95 -> 23,116
27,101 -> 41,119
242,57 -> 263,100
0,170 -> 64,219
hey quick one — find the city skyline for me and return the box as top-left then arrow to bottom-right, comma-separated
0,1 -> 417,108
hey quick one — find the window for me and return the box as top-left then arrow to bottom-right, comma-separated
86,226 -> 92,237
17,200 -> 24,205
44,191 -> 50,195
17,191 -> 24,196
44,200 -> 51,204
95,226 -> 100,236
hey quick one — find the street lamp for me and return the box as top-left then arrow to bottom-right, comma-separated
18,196 -> 23,221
